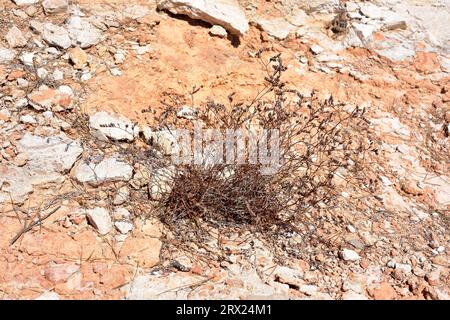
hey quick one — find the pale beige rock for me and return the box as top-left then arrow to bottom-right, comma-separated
119,237 -> 162,268
86,207 -> 113,235
68,47 -> 88,69
42,0 -> 68,14
157,0 -> 249,35
5,26 -> 28,48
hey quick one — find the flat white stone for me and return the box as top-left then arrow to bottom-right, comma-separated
86,207 -> 113,235
157,0 -> 249,35
89,111 -> 139,141
72,157 -> 133,184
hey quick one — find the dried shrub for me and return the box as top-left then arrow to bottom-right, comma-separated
330,7 -> 350,35
148,52 -> 373,247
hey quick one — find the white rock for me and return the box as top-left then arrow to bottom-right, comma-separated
395,263 -> 412,274
285,8 -> 308,27
305,0 -> 339,13
347,225 -> 356,233
123,4 -> 150,19
133,44 -> 153,55
370,116 -> 410,137
72,157 -> 133,184
157,0 -> 249,35
342,278 -> 364,293
342,291 -> 368,300
42,0 -> 68,14
298,284 -> 318,296
310,44 -> 324,55
46,47 -> 60,55
86,207 -> 113,235
35,291 -> 60,300
89,111 -> 139,141
17,133 -> 83,185
340,248 -> 361,261
275,266 -> 304,287
115,221 -> 133,234
37,67 -> 48,79
387,260 -> 396,268
110,68 -> 122,76
256,18 -> 295,40
113,207 -> 131,220
177,106 -> 197,120
52,69 -> 64,81
0,47 -> 16,64
58,85 -> 74,97
15,98 -> 28,108
113,186 -> 130,205
411,208 -> 430,221
380,176 -> 393,187
6,26 -> 28,48
0,166 -> 33,203
42,111 -> 54,119
17,78 -> 30,88
348,11 -> 363,20
352,23 -> 377,42
43,23 -> 72,49
114,52 -> 126,64
20,114 -> 37,124
142,128 -> 177,155
346,2 -> 359,12
80,71 -> 92,81
375,45 -> 415,62
66,16 -> 102,48
12,0 -> 40,5
209,25 -> 227,38
20,52 -> 34,66
441,57 -> 450,73
359,3 -> 385,20
382,11 -> 406,30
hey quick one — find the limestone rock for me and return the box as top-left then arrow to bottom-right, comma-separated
42,0 -> 68,14
72,157 -> 133,185
256,18 -> 295,40
274,266 -> 304,287
157,0 -> 249,36
340,248 -> 361,261
42,23 -> 72,49
209,25 -> 227,38
86,207 -> 113,235
12,0 -> 40,5
5,26 -> 28,48
66,16 -> 102,48
89,111 -> 139,141
35,291 -> 60,300
0,47 -> 16,64
0,165 -> 33,203
16,133 -> 83,185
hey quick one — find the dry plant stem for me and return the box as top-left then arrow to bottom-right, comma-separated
10,205 -> 61,246
150,53 -> 376,253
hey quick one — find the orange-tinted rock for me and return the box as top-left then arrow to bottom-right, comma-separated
44,263 -> 80,284
370,282 -> 396,300
401,180 -> 423,196
68,47 -> 89,69
7,70 -> 26,81
413,52 -> 440,74
28,87 -> 73,111
119,237 -> 162,268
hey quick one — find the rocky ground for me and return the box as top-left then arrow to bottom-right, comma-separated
0,0 -> 449,300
